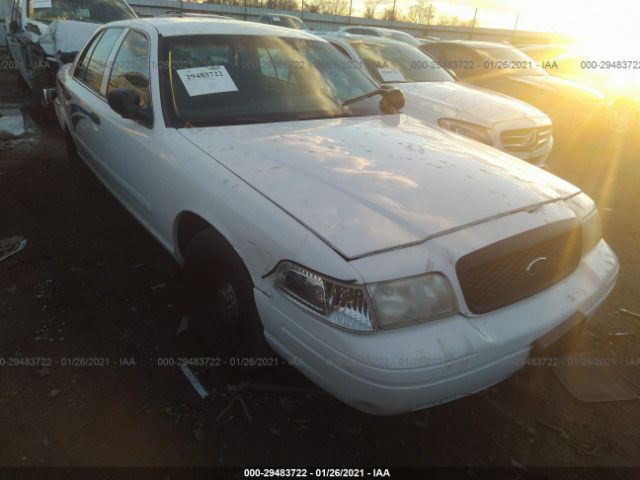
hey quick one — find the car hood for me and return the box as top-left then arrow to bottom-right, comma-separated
503,74 -> 606,102
399,81 -> 548,127
38,20 -> 101,57
180,115 -> 579,259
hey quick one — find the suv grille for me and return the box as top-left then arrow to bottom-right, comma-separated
456,220 -> 582,314
500,126 -> 552,153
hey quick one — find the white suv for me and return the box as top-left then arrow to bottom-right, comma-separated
55,17 -> 618,415
327,34 -> 554,167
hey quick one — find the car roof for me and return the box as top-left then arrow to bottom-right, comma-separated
325,33 -> 412,48
425,40 -> 510,49
259,13 -> 300,19
108,17 -> 318,39
340,25 -> 410,35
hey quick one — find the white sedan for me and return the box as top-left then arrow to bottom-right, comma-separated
325,34 -> 554,167
55,17 -> 618,415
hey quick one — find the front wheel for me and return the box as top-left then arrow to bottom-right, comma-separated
184,229 -> 269,370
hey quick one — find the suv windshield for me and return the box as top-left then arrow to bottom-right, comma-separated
28,0 -> 135,24
351,41 -> 454,83
162,35 -> 383,127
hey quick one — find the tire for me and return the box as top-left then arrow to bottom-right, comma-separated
184,229 -> 268,369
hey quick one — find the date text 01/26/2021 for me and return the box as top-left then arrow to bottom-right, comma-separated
243,468 -> 391,478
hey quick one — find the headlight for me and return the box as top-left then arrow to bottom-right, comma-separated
368,274 -> 457,329
274,263 -> 457,331
438,118 -> 493,146
274,262 -> 375,331
566,192 -> 602,254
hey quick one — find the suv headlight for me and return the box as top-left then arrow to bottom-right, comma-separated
274,262 -> 457,331
438,118 -> 493,145
368,274 -> 456,329
566,192 -> 602,254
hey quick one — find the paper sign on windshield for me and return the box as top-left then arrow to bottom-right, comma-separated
32,0 -> 52,8
377,67 -> 406,82
177,66 -> 238,97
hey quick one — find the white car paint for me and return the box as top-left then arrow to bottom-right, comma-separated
55,17 -> 618,415
326,34 -> 554,167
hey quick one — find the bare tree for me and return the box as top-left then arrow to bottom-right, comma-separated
382,7 -> 396,21
363,0 -> 381,19
436,14 -> 477,27
321,0 -> 350,16
407,0 -> 435,25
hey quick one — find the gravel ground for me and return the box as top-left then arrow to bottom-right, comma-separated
1,51 -> 639,476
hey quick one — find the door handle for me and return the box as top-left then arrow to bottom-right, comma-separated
89,112 -> 100,125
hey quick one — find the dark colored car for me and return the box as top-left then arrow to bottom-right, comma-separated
522,44 -> 639,133
420,41 -> 612,139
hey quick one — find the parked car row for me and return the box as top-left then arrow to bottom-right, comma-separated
45,15 -> 618,415
4,0 -> 137,106
419,40 -> 614,138
325,34 -> 553,166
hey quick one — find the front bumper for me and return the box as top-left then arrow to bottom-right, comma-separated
256,240 -> 618,415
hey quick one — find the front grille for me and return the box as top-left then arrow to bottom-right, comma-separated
456,220 -> 582,314
500,126 -> 552,153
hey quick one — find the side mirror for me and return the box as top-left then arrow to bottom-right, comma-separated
379,85 -> 405,113
107,88 -> 152,126
9,20 -> 20,34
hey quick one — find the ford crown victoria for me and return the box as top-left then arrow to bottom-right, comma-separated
55,18 -> 618,415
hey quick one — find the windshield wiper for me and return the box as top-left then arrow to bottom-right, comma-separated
342,86 -> 406,112
342,88 -> 389,107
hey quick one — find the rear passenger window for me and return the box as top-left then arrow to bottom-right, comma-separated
84,28 -> 124,94
74,31 -> 104,81
107,31 -> 151,108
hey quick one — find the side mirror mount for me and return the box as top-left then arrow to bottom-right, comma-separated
379,85 -> 405,113
9,20 -> 20,34
107,88 -> 153,126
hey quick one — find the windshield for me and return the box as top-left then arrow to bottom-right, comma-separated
268,15 -> 308,30
350,41 -> 454,83
475,45 -> 546,76
162,35 -> 383,127
28,0 -> 135,24
380,30 -> 420,47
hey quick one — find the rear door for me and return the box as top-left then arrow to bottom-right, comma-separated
65,27 -> 124,176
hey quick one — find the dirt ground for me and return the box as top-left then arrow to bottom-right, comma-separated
1,50 -> 639,476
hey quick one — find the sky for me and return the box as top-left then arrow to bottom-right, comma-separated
351,0 -> 640,39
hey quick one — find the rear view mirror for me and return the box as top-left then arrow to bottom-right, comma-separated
107,88 -> 152,126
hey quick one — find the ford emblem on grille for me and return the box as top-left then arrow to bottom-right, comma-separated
526,256 -> 549,276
